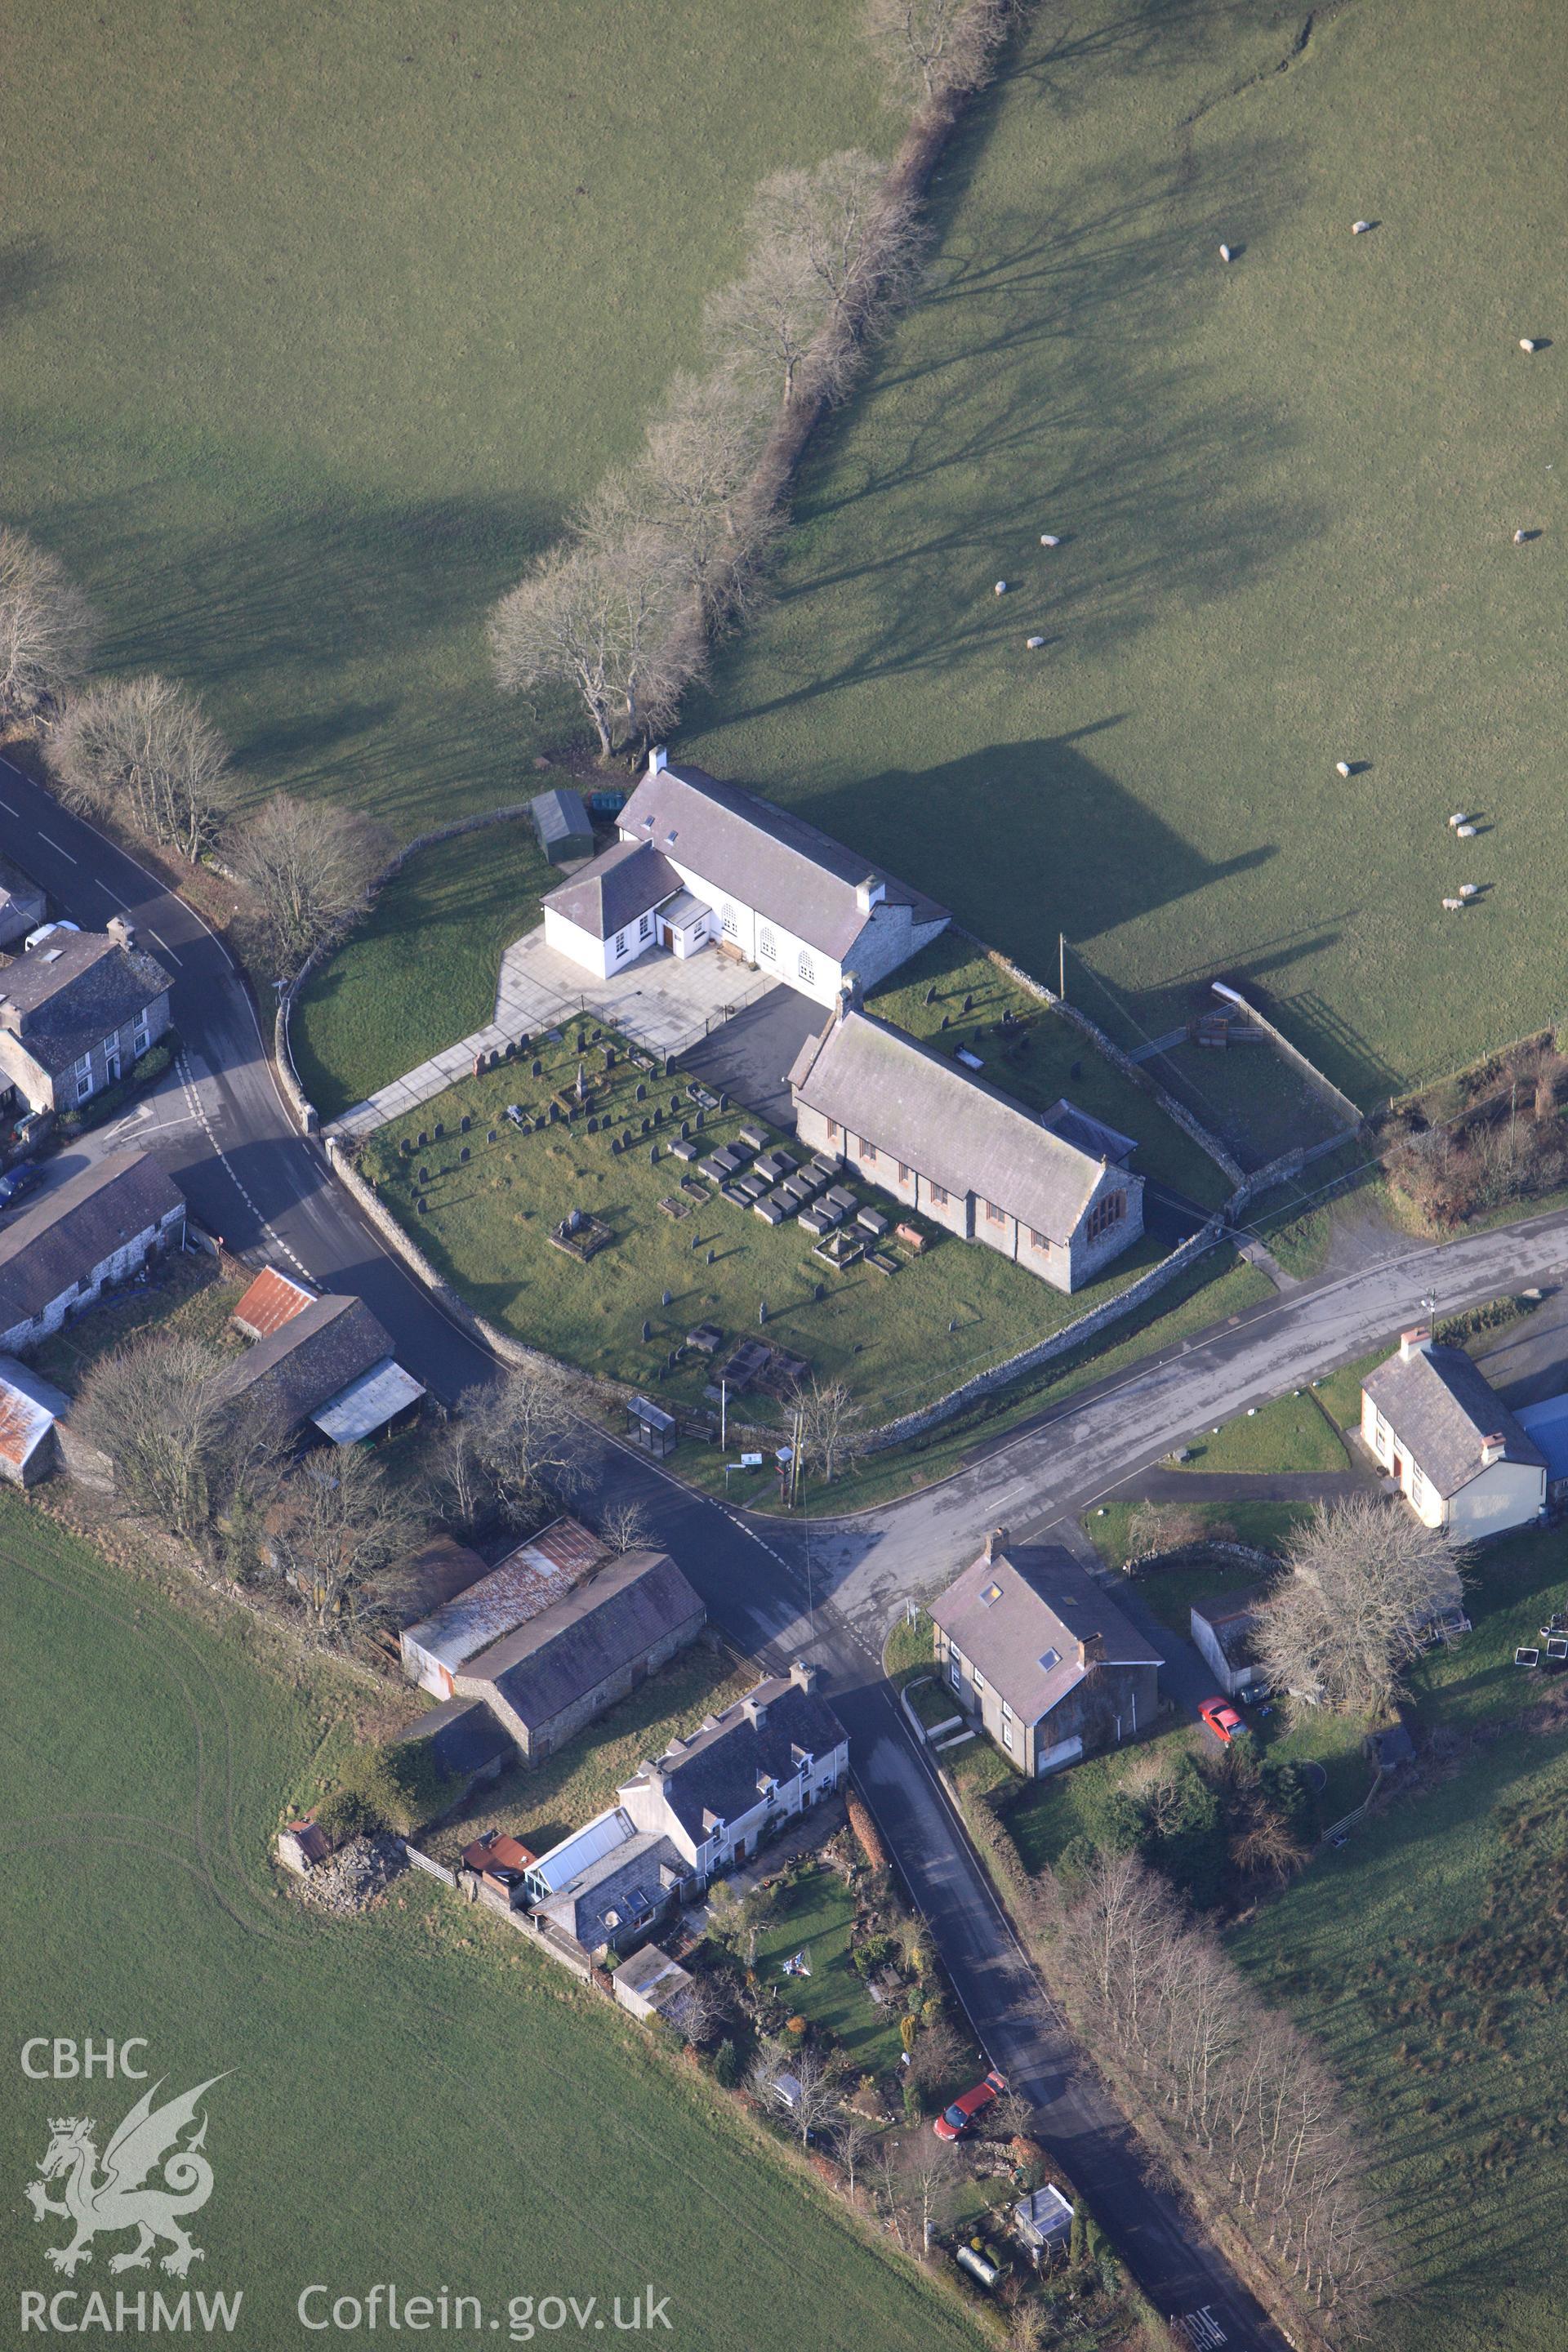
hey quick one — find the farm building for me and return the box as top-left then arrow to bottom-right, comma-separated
789,996 -> 1144,1292
0,1149 -> 185,1353
1361,1327 -> 1546,1538
930,1530 -> 1160,1775
0,920 -> 171,1115
399,1515 -> 608,1698
531,786 -> 595,866
460,1829 -> 539,1909
231,1264 -> 317,1339
276,1818 -> 332,1877
617,1660 -> 848,1877
0,1355 -> 70,1485
399,1696 -> 512,1805
452,1548 -> 706,1763
612,1942 -> 695,2023
0,856 -> 47,952
540,748 -> 948,1004
1190,1588 -> 1268,1701
216,1292 -> 425,1446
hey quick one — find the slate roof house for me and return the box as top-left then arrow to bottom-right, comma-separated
216,1291 -> 425,1446
452,1548 -> 706,1763
789,998 -> 1145,1292
0,920 -> 172,1115
524,1806 -> 693,1958
930,1531 -> 1160,1775
0,1149 -> 185,1354
617,1661 -> 849,1878
0,856 -> 47,952
1361,1325 -> 1546,1539
541,749 -> 949,1005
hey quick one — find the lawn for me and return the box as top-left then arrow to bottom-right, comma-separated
1081,1498 -> 1312,1572
1169,1388 -> 1348,1477
866,937 -> 1231,1209
0,0 -> 887,842
0,1494 -> 984,2352
426,1637 -> 756,1864
678,0 -> 1568,1111
752,1864 -> 908,2078
357,1027 -> 1170,1430
292,812 -> 560,1120
1231,1524 -> 1568,2352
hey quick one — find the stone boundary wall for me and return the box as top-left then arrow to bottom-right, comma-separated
866,1214 -> 1228,1452
973,937 -> 1248,1189
1208,979 -> 1364,1134
1120,1539 -> 1281,1579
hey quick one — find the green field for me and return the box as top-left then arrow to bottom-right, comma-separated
0,0 -> 885,840
679,0 -> 1568,1110
1232,1525 -> 1568,2352
1170,1388 -> 1349,1477
293,814 -> 559,1120
359,1033 -> 1170,1430
0,1497 -> 982,2352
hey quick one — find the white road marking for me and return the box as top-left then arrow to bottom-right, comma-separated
176,1051 -> 312,1281
149,929 -> 183,965
37,832 -> 77,863
0,799 -> 17,816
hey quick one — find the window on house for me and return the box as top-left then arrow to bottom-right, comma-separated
950,1658 -> 960,1690
639,913 -> 652,940
1002,1718 -> 1013,1752
721,902 -> 738,937
862,1140 -> 877,1163
76,1072 -> 96,1105
826,1118 -> 839,1140
984,1199 -> 1004,1226
898,1162 -> 911,1184
1029,1228 -> 1050,1252
132,1013 -> 151,1054
614,931 -> 626,957
973,1667 -> 987,1692
798,951 -> 814,984
929,1182 -> 948,1207
1086,1190 -> 1127,1242
760,926 -> 776,960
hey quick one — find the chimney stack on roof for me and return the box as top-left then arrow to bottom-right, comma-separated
1077,1629 -> 1105,1669
789,1659 -> 819,1695
983,1526 -> 1009,1563
1399,1325 -> 1432,1362
1481,1432 -> 1508,1467
834,972 -> 862,1026
107,914 -> 136,951
854,875 -> 886,915
648,745 -> 669,777
742,1690 -> 770,1730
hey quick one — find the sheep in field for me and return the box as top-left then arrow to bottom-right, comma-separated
1335,760 -> 1352,778
1521,338 -> 1541,353
994,581 -> 1008,596
1026,635 -> 1045,650
1219,243 -> 1235,262
1352,220 -> 1373,235
1442,898 -> 1463,912
1040,533 -> 1060,547
1457,822 -> 1478,839
1449,812 -> 1468,828
1459,883 -> 1479,900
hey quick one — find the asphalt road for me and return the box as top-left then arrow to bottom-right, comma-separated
16,753 -> 1568,2344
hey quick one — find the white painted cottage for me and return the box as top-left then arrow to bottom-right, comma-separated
1361,1326 -> 1546,1539
540,751 -> 949,1005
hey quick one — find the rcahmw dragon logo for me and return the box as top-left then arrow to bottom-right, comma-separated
24,2076 -> 229,2278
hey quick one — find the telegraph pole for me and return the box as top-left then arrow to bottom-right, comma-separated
1058,932 -> 1067,1000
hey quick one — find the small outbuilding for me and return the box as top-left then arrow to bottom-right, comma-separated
0,1355 -> 71,1486
1189,1588 -> 1268,1701
277,1817 -> 332,1876
626,1392 -> 678,1458
400,1696 -> 513,1804
1014,2185 -> 1074,2265
1515,1391 -> 1568,1506
612,1942 -> 696,2023
531,786 -> 595,867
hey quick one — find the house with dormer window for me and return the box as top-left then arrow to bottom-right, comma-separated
617,1662 -> 848,1880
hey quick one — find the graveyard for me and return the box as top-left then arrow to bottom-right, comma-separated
355,1017 -> 1169,1437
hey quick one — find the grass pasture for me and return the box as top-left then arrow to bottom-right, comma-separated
679,0 -> 1568,1111
0,1496 -> 982,2352
752,1865 -> 910,2080
0,0 -> 886,840
358,1030 -> 1170,1430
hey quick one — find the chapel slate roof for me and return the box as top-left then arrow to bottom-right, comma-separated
930,1544 -> 1160,1726
615,761 -> 949,960
0,1150 -> 185,1330
1362,1343 -> 1547,1498
0,933 -> 172,1077
214,1293 -> 393,1431
541,839 -> 681,942
623,1675 -> 847,1846
459,1549 -> 704,1731
789,1010 -> 1122,1243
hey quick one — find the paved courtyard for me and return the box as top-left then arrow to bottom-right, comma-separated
325,925 -> 776,1143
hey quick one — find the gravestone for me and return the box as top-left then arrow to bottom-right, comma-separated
399,1138 -> 411,1156
963,993 -> 973,1013
488,1130 -> 497,1144
611,1137 -> 621,1154
586,1116 -> 598,1135
532,1058 -> 542,1079
434,1121 -> 444,1139
680,1120 -> 690,1140
925,984 -> 937,1005
706,1249 -> 715,1267
649,1144 -> 658,1165
417,1129 -> 428,1148
416,1198 -> 427,1215
641,1116 -> 650,1134
814,1283 -> 825,1303
622,1129 -> 633,1148
460,1145 -> 470,1163
643,1320 -> 652,1342
662,1289 -> 672,1307
635,1082 -> 646,1103
419,1166 -> 430,1184
461,1114 -> 471,1134
940,1013 -> 950,1030
758,1299 -> 767,1325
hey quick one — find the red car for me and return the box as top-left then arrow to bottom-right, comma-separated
1199,1696 -> 1249,1746
933,2066 -> 1007,2141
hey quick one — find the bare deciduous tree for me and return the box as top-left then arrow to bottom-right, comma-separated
488,534 -> 702,763
748,2040 -> 840,2144
703,234 -> 826,408
596,1494 -> 657,1554
795,1378 -> 866,1486
46,674 -> 233,861
1254,1495 -> 1466,1719
907,2013 -> 964,2092
0,526 -> 98,724
233,792 -> 390,973
896,2134 -> 960,2248
439,1366 -> 577,1530
639,370 -> 778,625
265,1446 -> 424,1637
833,2110 -> 880,2201
862,0 -> 1010,108
665,1974 -> 728,2049
74,1330 -> 278,1559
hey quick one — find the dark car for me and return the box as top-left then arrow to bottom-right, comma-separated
0,1164 -> 42,1213
933,2066 -> 1007,2142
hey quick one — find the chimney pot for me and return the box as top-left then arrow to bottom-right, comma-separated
983,1526 -> 1009,1563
